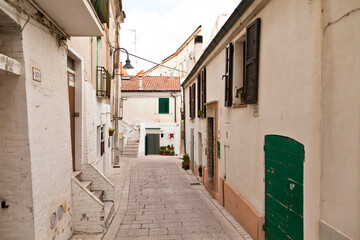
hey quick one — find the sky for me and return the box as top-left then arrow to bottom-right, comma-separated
120,0 -> 241,75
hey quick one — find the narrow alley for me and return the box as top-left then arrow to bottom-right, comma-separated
101,156 -> 253,240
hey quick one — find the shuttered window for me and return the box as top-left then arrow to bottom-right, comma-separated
197,74 -> 201,118
225,43 -> 234,107
202,68 -> 207,117
189,86 -> 192,118
191,83 -> 196,119
159,98 -> 169,114
244,18 -> 261,104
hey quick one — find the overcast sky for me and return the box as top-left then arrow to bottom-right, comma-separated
120,0 -> 241,75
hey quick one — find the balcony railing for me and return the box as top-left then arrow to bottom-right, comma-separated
96,66 -> 111,98
91,0 -> 109,25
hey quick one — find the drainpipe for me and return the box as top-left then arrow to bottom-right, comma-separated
171,92 -> 177,123
114,19 -> 121,166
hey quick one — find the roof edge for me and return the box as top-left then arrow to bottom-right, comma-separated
181,0 -> 255,88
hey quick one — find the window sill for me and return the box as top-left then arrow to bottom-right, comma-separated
233,104 -> 247,109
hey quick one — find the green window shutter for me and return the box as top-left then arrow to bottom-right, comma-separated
159,98 -> 169,114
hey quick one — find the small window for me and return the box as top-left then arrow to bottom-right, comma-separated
97,125 -> 105,156
159,98 -> 169,114
233,35 -> 246,105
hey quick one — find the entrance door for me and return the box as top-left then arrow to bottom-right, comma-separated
207,117 -> 215,188
190,128 -> 194,171
68,71 -> 75,170
264,135 -> 304,240
145,134 -> 160,155
198,132 -> 202,169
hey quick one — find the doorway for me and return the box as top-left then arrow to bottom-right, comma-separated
264,135 -> 304,240
190,128 -> 195,171
145,134 -> 160,155
198,132 -> 202,170
67,71 -> 75,170
207,117 -> 215,189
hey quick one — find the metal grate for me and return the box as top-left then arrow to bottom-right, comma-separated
50,212 -> 57,229
190,182 -> 201,186
57,205 -> 64,220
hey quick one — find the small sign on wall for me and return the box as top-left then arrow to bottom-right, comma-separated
32,67 -> 41,82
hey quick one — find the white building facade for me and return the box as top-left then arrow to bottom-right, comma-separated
0,0 -> 125,239
183,0 -> 360,240
121,76 -> 182,156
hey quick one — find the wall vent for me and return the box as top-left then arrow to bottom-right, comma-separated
58,205 -> 64,220
50,212 -> 57,229
194,35 -> 203,43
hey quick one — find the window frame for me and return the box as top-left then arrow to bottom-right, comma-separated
158,98 -> 170,114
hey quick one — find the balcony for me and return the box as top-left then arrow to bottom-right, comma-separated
96,66 -> 111,98
33,0 -> 103,36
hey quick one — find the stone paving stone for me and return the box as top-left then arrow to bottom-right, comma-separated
149,227 -> 168,236
105,156 -> 250,240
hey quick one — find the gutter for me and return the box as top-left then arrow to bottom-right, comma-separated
181,0 -> 254,88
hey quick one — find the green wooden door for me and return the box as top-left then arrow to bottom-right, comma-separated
264,135 -> 304,240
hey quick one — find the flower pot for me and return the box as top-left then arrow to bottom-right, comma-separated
109,131 -> 114,136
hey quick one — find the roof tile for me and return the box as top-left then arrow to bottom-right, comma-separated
121,76 -> 181,92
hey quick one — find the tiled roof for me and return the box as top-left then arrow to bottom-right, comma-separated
121,76 -> 181,92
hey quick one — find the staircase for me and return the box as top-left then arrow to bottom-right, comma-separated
121,141 -> 139,158
72,165 -> 115,233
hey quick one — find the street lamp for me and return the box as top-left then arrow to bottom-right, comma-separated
112,47 -> 133,166
112,47 -> 133,79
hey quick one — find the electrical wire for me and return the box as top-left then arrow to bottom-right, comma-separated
118,49 -> 187,74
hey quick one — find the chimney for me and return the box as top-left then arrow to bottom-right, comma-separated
194,35 -> 203,61
139,76 -> 143,90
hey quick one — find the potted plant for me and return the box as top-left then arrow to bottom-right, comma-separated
160,146 -> 166,151
198,109 -> 203,117
170,150 -> 175,156
160,149 -> 165,155
165,150 -> 170,156
235,87 -> 245,104
169,144 -> 174,150
108,127 -> 115,136
198,165 -> 202,177
167,145 -> 171,150
182,154 -> 190,170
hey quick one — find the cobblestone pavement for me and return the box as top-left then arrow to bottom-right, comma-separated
102,156 -> 252,240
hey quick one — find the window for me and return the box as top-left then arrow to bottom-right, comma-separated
224,43 -> 234,107
189,83 -> 196,119
197,68 -> 207,118
243,18 -> 261,104
97,125 -> 105,156
159,98 -> 169,114
232,18 -> 261,106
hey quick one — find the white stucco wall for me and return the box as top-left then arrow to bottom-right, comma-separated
21,13 -> 73,240
320,0 -> 360,239
122,92 -> 182,125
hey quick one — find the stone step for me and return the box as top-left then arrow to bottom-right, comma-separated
104,201 -> 115,227
92,190 -> 103,200
80,180 -> 92,191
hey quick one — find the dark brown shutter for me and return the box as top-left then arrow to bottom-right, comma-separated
189,86 -> 192,118
202,68 -> 207,118
225,43 -> 234,107
197,74 -> 201,118
192,83 -> 196,119
244,18 -> 261,104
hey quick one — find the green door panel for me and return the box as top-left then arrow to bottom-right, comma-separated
264,135 -> 304,240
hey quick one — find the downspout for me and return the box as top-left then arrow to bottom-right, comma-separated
171,92 -> 177,123
223,145 -> 228,207
114,17 -> 121,166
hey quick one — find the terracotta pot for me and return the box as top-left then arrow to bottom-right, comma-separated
109,131 -> 114,136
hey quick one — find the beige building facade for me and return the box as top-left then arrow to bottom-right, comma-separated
0,0 -> 125,239
182,0 -> 360,240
